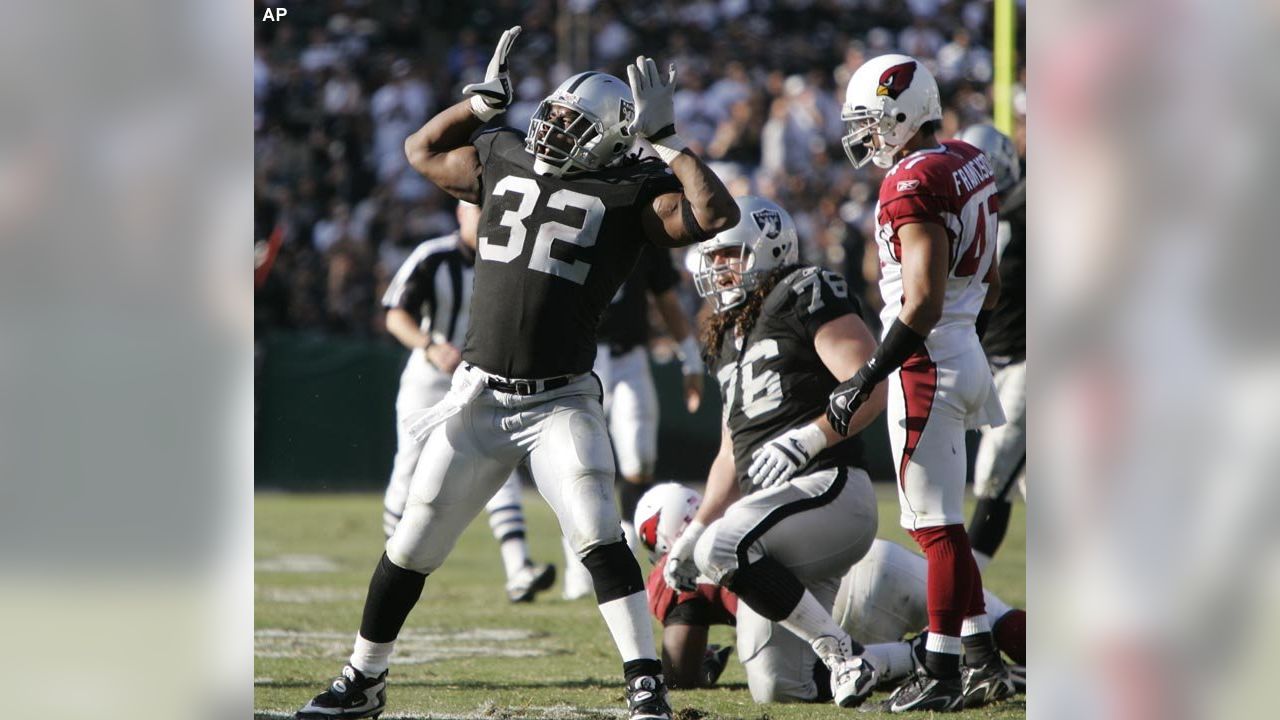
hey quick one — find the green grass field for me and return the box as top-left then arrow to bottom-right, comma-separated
255,484 -> 1025,719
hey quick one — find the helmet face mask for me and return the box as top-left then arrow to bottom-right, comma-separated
526,72 -> 636,178
693,196 -> 799,313
840,106 -> 900,169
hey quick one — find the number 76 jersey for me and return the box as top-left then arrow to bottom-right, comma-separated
875,139 -> 999,359
714,266 -> 867,495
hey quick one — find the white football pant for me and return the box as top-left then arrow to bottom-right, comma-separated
387,374 -> 624,573
887,335 -> 1005,530
692,466 -> 879,703
972,360 -> 1027,502
593,344 -> 658,480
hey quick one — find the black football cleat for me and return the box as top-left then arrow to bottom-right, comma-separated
700,644 -> 734,687
961,661 -> 1016,708
296,664 -> 386,719
886,669 -> 964,713
506,562 -> 557,603
626,674 -> 672,720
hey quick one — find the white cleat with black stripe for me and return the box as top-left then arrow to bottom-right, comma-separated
296,664 -> 387,719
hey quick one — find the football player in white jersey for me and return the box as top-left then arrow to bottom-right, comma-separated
826,55 -> 1014,712
296,27 -> 740,720
381,200 -> 556,604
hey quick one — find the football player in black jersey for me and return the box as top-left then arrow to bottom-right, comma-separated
660,197 -> 887,708
296,27 -> 738,720
955,125 -> 1026,571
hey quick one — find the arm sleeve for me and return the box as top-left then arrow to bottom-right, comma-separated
382,251 -> 432,317
470,126 -> 522,203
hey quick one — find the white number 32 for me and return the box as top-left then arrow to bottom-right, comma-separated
479,177 -> 605,285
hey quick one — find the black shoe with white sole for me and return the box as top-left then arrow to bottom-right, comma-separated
886,669 -> 964,713
506,562 -> 557,603
296,664 -> 387,719
961,661 -> 1016,708
626,674 -> 672,720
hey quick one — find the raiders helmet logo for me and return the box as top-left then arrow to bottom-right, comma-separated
877,61 -> 917,99
751,208 -> 782,239
618,98 -> 635,124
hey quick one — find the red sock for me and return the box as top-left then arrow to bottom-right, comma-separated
909,524 -> 973,638
965,543 -> 987,618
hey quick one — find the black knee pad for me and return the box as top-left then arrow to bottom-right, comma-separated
725,555 -> 805,622
968,498 -> 1013,558
581,541 -> 645,604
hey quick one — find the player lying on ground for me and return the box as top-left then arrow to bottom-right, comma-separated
296,26 -> 738,720
826,54 -> 1013,713
381,200 -> 556,603
659,196 -> 886,707
635,484 -> 1026,696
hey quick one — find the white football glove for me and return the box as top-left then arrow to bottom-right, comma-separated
663,520 -> 706,592
462,26 -> 521,121
747,424 -> 828,489
625,55 -> 686,162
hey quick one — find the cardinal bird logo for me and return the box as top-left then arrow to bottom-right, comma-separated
877,61 -> 917,99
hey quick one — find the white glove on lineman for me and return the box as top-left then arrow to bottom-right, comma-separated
462,26 -> 521,121
624,55 -> 687,163
663,520 -> 706,592
748,423 -> 828,489
676,336 -> 703,377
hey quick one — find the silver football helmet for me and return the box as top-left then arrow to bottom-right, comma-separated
526,72 -> 637,177
955,124 -> 1022,195
693,196 -> 799,312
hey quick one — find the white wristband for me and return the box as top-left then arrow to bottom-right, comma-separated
469,95 -> 502,122
652,134 -> 689,164
677,336 -> 703,375
794,423 -> 829,456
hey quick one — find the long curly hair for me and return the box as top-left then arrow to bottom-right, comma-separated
700,264 -> 802,367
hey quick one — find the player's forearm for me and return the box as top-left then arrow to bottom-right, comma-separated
695,447 -> 739,525
667,151 -> 740,234
385,308 -> 429,350
405,99 -> 484,173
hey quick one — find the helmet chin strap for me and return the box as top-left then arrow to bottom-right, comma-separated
532,157 -> 567,177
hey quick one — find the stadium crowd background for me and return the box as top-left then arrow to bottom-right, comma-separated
254,0 -> 1026,340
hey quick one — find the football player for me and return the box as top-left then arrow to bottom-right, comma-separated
953,124 -> 1027,571
634,484 -> 1026,695
562,244 -> 705,599
381,200 -> 556,604
826,55 -> 1013,712
660,196 -> 886,708
296,26 -> 739,720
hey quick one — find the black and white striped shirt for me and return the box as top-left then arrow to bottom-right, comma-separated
382,233 -> 475,348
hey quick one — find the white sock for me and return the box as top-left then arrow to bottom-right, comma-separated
349,634 -> 395,676
925,632 -> 962,656
778,589 -> 849,646
621,521 -> 639,552
499,538 -> 530,580
972,550 -> 993,571
961,614 -> 991,636
863,641 -> 915,684
597,591 -> 657,662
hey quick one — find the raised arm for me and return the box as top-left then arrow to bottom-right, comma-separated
404,26 -> 523,203
623,56 -> 740,248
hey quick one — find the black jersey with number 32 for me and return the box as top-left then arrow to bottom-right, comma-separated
715,266 -> 866,494
465,127 -> 681,378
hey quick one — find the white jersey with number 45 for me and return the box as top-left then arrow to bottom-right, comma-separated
874,140 -> 998,360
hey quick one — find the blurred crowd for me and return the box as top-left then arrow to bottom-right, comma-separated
254,0 -> 1026,338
